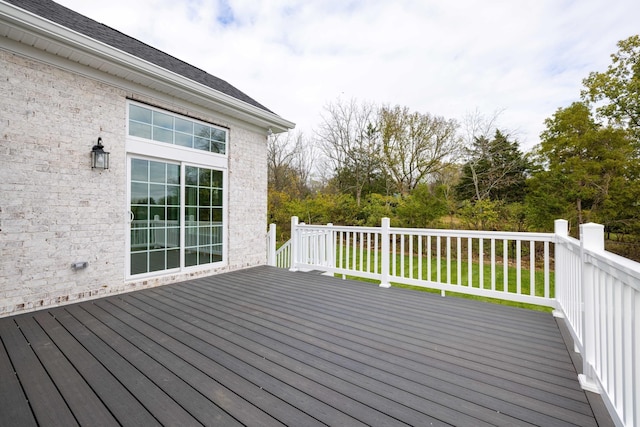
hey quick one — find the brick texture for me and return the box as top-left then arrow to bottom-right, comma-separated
0,51 -> 268,316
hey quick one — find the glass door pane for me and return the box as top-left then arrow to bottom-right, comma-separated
185,166 -> 224,266
130,159 -> 180,275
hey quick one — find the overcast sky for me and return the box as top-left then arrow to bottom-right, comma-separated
57,0 -> 639,150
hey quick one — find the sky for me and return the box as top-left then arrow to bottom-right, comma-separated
57,0 -> 640,151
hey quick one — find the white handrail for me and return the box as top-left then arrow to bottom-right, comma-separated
289,217 -> 555,307
267,217 -> 639,426
273,240 -> 292,269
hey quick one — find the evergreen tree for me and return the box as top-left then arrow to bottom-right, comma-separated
455,130 -> 529,203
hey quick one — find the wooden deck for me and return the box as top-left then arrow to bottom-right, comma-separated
0,266 -> 611,426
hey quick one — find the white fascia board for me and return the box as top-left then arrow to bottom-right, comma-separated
0,1 -> 295,133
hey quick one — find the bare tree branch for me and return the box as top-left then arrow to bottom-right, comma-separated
380,105 -> 461,195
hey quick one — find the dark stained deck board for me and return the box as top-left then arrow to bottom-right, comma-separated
169,278 -> 595,421
193,272 -> 579,382
220,269 -> 568,358
51,308 -> 202,426
245,269 -> 569,355
269,273 -> 576,380
63,304 -> 248,427
95,297 -> 348,427
189,284 -> 580,408
0,319 -> 79,427
132,289 -> 503,426
188,268 -> 596,423
80,300 -> 305,427
148,286 -> 570,426
0,265 -> 607,426
0,332 -> 37,427
104,298 -> 362,427
31,311 -> 162,427
100,296 -> 374,427
276,278 -> 569,360
163,273 -> 595,426
124,290 -> 421,427
13,315 -> 120,427
195,271 -> 588,397
134,271 -> 592,426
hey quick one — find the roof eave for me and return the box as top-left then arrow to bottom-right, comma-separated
0,1 -> 295,133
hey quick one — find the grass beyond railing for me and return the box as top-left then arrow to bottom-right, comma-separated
333,246 -> 555,311
291,220 -> 555,309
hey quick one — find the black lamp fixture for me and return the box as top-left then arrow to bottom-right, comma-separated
91,137 -> 110,170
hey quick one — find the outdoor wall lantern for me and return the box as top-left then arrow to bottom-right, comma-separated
91,137 -> 110,170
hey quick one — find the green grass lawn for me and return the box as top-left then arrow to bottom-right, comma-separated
334,245 -> 555,312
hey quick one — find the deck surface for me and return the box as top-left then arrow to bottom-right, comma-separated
0,266 -> 607,426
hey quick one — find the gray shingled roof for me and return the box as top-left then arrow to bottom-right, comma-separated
7,0 -> 273,113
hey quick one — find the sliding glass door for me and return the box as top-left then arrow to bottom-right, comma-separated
128,158 -> 224,277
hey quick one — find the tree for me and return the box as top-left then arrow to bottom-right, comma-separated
329,120 -> 390,201
316,98 -> 385,206
582,35 -> 640,145
431,163 -> 462,226
458,199 -> 501,230
396,183 -> 448,228
526,102 -> 636,230
455,130 -> 530,203
578,34 -> 640,237
359,193 -> 398,226
379,105 -> 460,195
267,131 -> 314,198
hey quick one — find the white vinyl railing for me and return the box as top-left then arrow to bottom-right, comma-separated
554,221 -> 640,427
266,223 -> 292,269
554,221 -> 584,353
280,216 -> 555,306
267,216 -> 639,427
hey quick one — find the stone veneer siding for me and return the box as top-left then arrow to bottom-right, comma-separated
0,50 -> 268,317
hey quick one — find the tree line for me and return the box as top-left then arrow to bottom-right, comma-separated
268,35 -> 640,260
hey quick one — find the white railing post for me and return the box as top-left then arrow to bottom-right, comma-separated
267,223 -> 276,266
289,216 -> 299,272
579,222 -> 604,394
380,217 -> 391,288
555,219 -> 569,237
324,223 -> 334,274
553,219 -> 569,318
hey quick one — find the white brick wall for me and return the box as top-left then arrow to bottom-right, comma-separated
227,126 -> 268,270
0,50 -> 269,317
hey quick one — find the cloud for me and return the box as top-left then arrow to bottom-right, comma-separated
57,0 -> 640,149
215,0 -> 235,25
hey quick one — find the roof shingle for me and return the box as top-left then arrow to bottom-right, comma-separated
6,0 -> 273,113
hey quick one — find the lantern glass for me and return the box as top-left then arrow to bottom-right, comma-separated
91,138 -> 110,169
